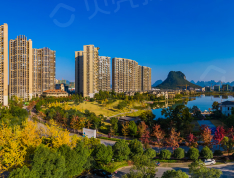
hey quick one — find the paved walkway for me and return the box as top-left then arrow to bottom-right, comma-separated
114,163 -> 234,178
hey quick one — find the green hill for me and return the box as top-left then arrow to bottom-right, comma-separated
155,71 -> 202,89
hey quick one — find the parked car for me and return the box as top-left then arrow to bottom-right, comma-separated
203,159 -> 216,165
92,169 -> 113,178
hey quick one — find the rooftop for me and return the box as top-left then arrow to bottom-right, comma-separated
220,101 -> 234,105
43,89 -> 67,93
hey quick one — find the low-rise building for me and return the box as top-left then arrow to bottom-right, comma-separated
205,86 -> 211,92
41,89 -> 68,97
55,83 -> 69,93
219,101 -> 234,116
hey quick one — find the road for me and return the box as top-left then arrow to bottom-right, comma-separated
113,164 -> 234,178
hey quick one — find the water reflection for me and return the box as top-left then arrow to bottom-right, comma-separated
151,95 -> 234,119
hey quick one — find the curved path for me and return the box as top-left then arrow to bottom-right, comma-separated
114,163 -> 234,178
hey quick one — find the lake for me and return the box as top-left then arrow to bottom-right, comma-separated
151,95 -> 234,119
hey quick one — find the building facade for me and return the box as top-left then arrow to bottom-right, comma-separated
9,35 -> 33,100
0,24 -> 8,106
220,101 -> 234,116
141,66 -> 151,91
214,85 -> 220,92
112,58 -> 151,93
98,56 -> 110,91
75,45 -> 100,97
112,58 -> 141,93
33,47 -> 56,96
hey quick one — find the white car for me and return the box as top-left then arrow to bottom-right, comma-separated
204,159 -> 216,165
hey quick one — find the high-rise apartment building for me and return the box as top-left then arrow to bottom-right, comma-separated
112,58 -> 151,93
112,58 -> 139,93
141,66 -> 151,91
0,23 -> 8,106
98,56 -> 110,91
75,45 -> 99,97
137,65 -> 142,91
33,47 -> 56,96
9,35 -> 33,100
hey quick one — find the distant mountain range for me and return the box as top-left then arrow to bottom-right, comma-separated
190,80 -> 234,87
155,71 -> 201,89
152,78 -> 234,88
152,80 -> 163,87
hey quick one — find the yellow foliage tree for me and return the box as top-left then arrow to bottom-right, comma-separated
0,125 -> 27,173
122,122 -> 129,139
42,120 -> 71,148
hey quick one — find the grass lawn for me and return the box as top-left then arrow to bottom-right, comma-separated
71,100 -> 131,117
97,161 -> 129,173
210,120 -> 227,128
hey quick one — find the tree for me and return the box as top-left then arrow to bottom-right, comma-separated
212,101 -> 219,112
93,144 -> 113,164
173,148 -> 185,159
9,165 -> 36,178
213,126 -> 225,150
86,120 -> 92,129
162,105 -> 193,132
189,160 -> 222,178
187,148 -> 200,160
160,149 -> 171,160
185,133 -> 198,148
129,139 -> 144,157
110,117 -> 118,134
138,121 -> 150,146
201,126 -> 213,148
137,121 -> 147,138
58,143 -> 89,178
200,146 -> 213,159
151,124 -> 165,150
70,116 -> 80,132
117,101 -> 128,110
162,170 -> 189,178
165,128 -> 183,151
123,154 -> 157,178
32,144 -> 66,178
112,140 -> 130,161
122,122 -> 129,139
144,148 -> 156,159
129,121 -> 137,138
139,110 -> 155,129
221,136 -> 234,156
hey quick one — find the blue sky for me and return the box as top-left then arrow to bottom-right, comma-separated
1,0 -> 234,83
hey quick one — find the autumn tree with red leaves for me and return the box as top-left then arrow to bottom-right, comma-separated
27,100 -> 37,112
185,133 -> 198,148
70,116 -> 80,133
165,128 -> 183,151
201,126 -> 213,148
138,121 -> 150,146
137,121 -> 147,138
151,124 -> 165,149
213,126 -> 226,150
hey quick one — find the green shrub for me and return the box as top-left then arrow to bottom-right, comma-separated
112,140 -> 131,161
214,150 -> 223,157
129,139 -> 144,157
187,148 -> 199,160
160,150 -> 171,160
173,148 -> 185,159
162,170 -> 189,178
200,146 -> 213,159
99,137 -> 130,143
144,148 -> 156,159
90,98 -> 95,102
